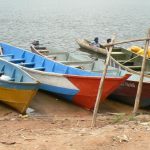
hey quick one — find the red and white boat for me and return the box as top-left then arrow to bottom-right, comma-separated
0,42 -> 130,110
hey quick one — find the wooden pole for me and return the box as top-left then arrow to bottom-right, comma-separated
133,29 -> 150,114
91,36 -> 115,128
103,37 -> 150,47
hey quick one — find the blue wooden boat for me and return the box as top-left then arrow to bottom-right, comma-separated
0,43 -> 130,110
0,57 -> 39,113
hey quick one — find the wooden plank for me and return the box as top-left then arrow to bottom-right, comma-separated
38,50 -> 49,53
111,52 -> 124,55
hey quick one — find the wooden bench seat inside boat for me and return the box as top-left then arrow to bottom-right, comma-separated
35,46 -> 47,50
20,62 -> 35,67
10,58 -> 25,63
38,50 -> 49,53
33,67 -> 45,71
111,52 -> 125,55
0,54 -> 14,58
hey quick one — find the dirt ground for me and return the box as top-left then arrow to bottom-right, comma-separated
0,91 -> 150,150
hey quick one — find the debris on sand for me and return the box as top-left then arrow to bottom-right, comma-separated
113,134 -> 130,143
0,141 -> 16,145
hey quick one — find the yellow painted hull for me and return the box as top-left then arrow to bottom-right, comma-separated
0,86 -> 37,113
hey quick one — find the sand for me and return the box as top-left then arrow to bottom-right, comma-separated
0,91 -> 150,150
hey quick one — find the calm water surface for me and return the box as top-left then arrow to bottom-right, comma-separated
0,0 -> 150,51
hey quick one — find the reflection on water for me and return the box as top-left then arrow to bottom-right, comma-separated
0,0 -> 150,51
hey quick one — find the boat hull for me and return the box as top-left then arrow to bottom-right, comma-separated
110,80 -> 150,107
23,68 -> 130,110
66,75 -> 130,110
76,39 -> 107,55
0,86 -> 37,113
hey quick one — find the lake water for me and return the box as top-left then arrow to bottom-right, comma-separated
0,0 -> 150,51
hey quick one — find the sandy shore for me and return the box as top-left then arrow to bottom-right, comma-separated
0,91 -> 150,150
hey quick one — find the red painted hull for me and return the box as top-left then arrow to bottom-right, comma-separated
66,74 -> 130,110
110,80 -> 150,107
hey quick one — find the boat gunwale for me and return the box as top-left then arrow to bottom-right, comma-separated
1,42 -> 130,80
22,65 -> 130,80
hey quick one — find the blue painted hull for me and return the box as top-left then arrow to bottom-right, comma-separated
40,83 -> 79,102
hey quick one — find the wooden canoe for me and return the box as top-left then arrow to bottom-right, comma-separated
30,42 -> 97,70
76,39 -> 107,55
0,43 -> 130,110
0,58 -> 39,113
76,39 -> 150,73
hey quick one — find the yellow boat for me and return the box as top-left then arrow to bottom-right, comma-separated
0,57 -> 39,113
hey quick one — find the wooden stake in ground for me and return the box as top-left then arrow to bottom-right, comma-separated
91,36 -> 115,128
133,29 -> 150,114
